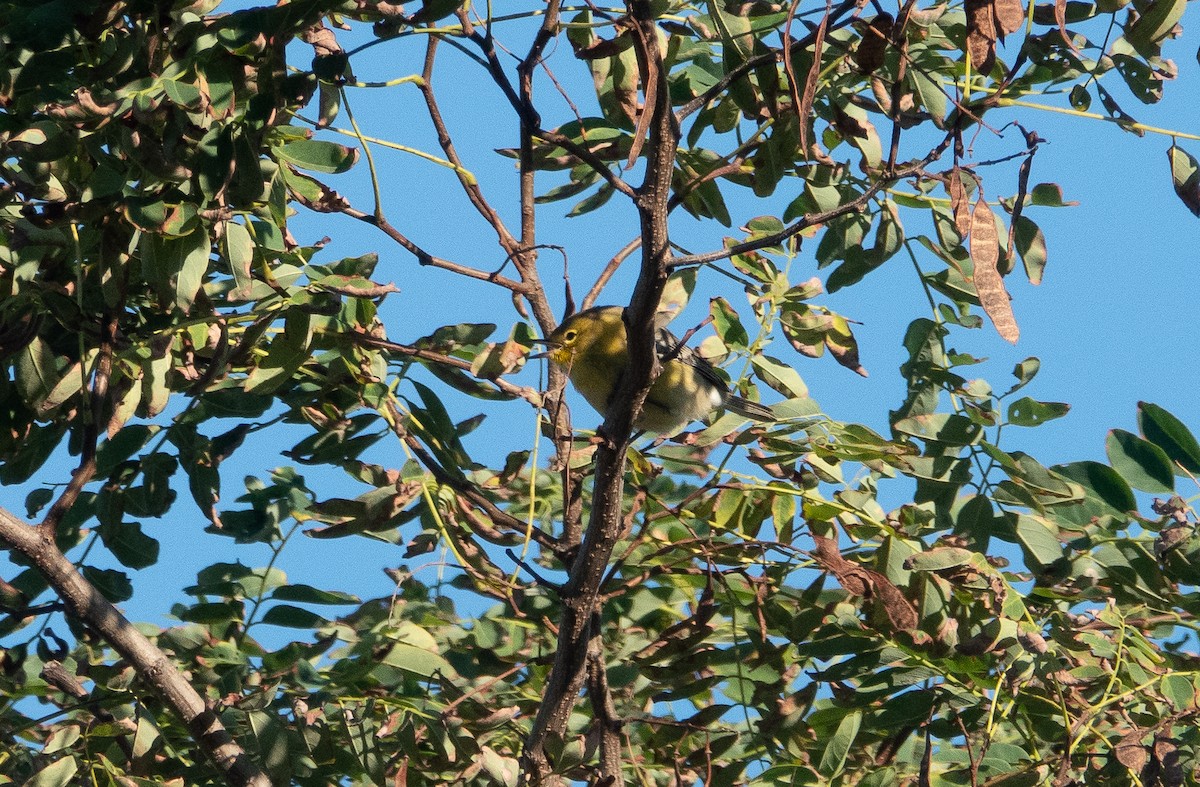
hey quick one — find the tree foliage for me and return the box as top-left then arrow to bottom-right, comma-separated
1,0 -> 1198,785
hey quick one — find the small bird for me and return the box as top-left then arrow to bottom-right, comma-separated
538,305 -> 774,434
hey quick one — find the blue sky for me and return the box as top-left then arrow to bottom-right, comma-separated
3,3 -> 1199,648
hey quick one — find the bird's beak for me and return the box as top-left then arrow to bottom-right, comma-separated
528,338 -> 558,360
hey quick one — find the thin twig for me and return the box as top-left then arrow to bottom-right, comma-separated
420,37 -> 522,256
668,132 -> 954,269
676,0 -> 861,122
339,205 -> 528,291
349,333 -> 542,404
582,237 -> 642,310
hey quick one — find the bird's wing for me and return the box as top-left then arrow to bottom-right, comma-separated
654,326 -> 727,392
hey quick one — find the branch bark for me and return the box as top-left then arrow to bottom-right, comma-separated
519,2 -> 678,784
0,507 -> 270,787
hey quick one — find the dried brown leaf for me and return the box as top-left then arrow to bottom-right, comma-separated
832,104 -> 872,139
855,12 -> 893,73
1154,736 -> 1184,786
1051,0 -> 1078,54
571,34 -> 632,61
1006,128 -> 1039,271
964,0 -> 997,74
1115,731 -> 1149,773
993,0 -> 1024,38
970,196 -> 1019,343
797,10 -> 829,155
625,23 -> 655,169
810,142 -> 836,166
946,167 -> 971,236
811,534 -> 918,631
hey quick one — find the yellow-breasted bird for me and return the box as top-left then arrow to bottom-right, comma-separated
538,305 -> 774,434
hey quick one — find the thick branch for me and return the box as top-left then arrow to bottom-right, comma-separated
0,508 -> 269,787
585,623 -> 624,783
519,2 -> 677,783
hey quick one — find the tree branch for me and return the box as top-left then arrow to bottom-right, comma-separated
585,623 -> 624,784
519,2 -> 678,783
0,507 -> 270,787
668,133 -> 955,269
340,205 -> 528,291
349,333 -> 543,405
420,36 -> 522,258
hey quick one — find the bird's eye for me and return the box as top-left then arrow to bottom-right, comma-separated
564,330 -> 577,342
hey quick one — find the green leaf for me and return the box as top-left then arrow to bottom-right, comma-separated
27,756 -> 78,787
892,413 -> 981,446
179,601 -> 245,624
270,584 -> 361,605
274,138 -> 359,173
708,297 -> 748,350
1126,0 -> 1186,54
244,310 -> 313,395
1014,515 -> 1063,569
751,354 -> 809,398
480,746 -> 520,787
1138,401 -> 1200,474
905,547 -> 974,571
955,494 -> 995,549
1070,84 -> 1091,111
163,78 -> 202,108
25,487 -> 53,518
1167,144 -> 1200,216
1007,397 -> 1070,427
1013,215 -> 1047,285
1105,429 -> 1175,493
96,425 -> 159,478
818,709 -> 862,777
381,642 -> 454,678
81,567 -> 133,602
141,228 -> 212,313
15,336 -> 58,407
97,523 -> 161,570
1160,673 -> 1196,710
567,182 -> 614,216
261,604 -> 329,629
1028,183 -> 1077,207
909,67 -> 946,126
1003,357 -> 1041,400
1053,461 -> 1137,515
224,220 -> 255,300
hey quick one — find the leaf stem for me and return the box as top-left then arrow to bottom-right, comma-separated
994,97 -> 1200,142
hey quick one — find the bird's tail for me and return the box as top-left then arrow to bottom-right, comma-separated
726,395 -> 775,423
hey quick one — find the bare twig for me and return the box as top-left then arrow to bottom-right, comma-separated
668,132 -> 955,269
420,38 -> 522,256
340,205 -> 528,291
581,237 -> 642,310
37,315 -> 115,539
